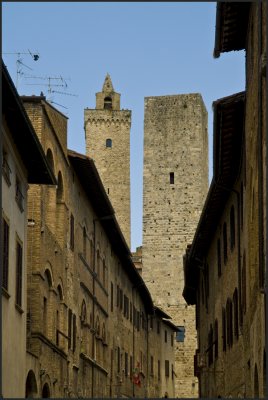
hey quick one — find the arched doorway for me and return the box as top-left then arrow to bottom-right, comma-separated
42,382 -> 50,398
25,370 -> 38,398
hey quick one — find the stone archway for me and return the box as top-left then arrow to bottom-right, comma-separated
25,370 -> 38,398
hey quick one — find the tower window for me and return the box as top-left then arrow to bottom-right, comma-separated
104,96 -> 112,109
170,172 -> 174,184
106,139 -> 112,148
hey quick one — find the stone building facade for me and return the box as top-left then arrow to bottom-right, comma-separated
183,2 -> 266,398
1,62 -> 55,398
20,93 -> 175,398
142,94 -> 209,397
84,74 -> 131,247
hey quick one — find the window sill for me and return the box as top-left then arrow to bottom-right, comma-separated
2,287 -> 11,299
15,303 -> 24,314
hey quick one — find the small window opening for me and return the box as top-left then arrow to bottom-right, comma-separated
104,97 -> 112,110
106,138 -> 112,148
176,326 -> 185,342
170,172 -> 174,184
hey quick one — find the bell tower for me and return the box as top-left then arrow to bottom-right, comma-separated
84,74 -> 131,247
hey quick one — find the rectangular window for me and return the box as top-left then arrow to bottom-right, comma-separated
176,326 -> 185,342
150,316 -> 153,330
137,311 -> 140,331
158,360 -> 161,380
70,213 -> 74,251
130,355 -> 133,378
2,150 -> 11,186
170,172 -> 174,184
2,218 -> 9,291
150,355 -> 154,375
111,282 -> 114,312
120,289 -> 123,310
125,352 -> 128,377
157,321 -> 160,334
217,239 -> 221,277
117,285 -> 120,307
15,177 -> 24,212
165,330 -> 167,343
117,346 -> 121,373
68,309 -> 72,349
165,360 -> 169,377
73,314 -> 76,352
130,302 -> 133,322
222,308 -> 226,352
43,297 -> 47,336
171,333 -> 174,347
16,239 -> 23,306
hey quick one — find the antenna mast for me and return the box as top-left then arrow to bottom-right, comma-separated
3,50 -> 40,89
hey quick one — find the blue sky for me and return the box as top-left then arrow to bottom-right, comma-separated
2,2 -> 245,251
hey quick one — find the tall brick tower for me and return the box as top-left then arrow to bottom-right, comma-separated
84,74 -> 131,247
142,94 -> 208,397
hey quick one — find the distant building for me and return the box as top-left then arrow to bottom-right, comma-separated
183,2 -> 266,397
1,61 -> 55,398
84,74 -> 131,247
142,93 -> 208,397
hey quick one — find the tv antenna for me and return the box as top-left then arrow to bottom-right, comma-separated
24,74 -> 78,110
3,50 -> 40,89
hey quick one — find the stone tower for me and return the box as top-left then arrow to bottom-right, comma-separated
84,74 -> 131,247
142,94 -> 208,397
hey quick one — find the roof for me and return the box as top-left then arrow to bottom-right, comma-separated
214,2 -> 251,58
67,150 -> 154,313
183,92 -> 245,305
2,61 -> 56,185
154,306 -> 172,320
162,318 -> 178,332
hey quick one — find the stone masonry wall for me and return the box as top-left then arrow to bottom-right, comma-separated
142,94 -> 208,397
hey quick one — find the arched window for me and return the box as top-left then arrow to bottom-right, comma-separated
230,206 -> 235,250
223,223 -> 228,264
104,96 -> 112,110
57,284 -> 63,301
44,269 -> 53,287
46,148 -> 54,173
56,171 -> 64,202
106,138 -> 112,148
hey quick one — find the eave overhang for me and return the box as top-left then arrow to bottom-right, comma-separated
183,92 -> 245,305
2,61 -> 56,185
68,150 -> 154,314
214,2 -> 251,58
